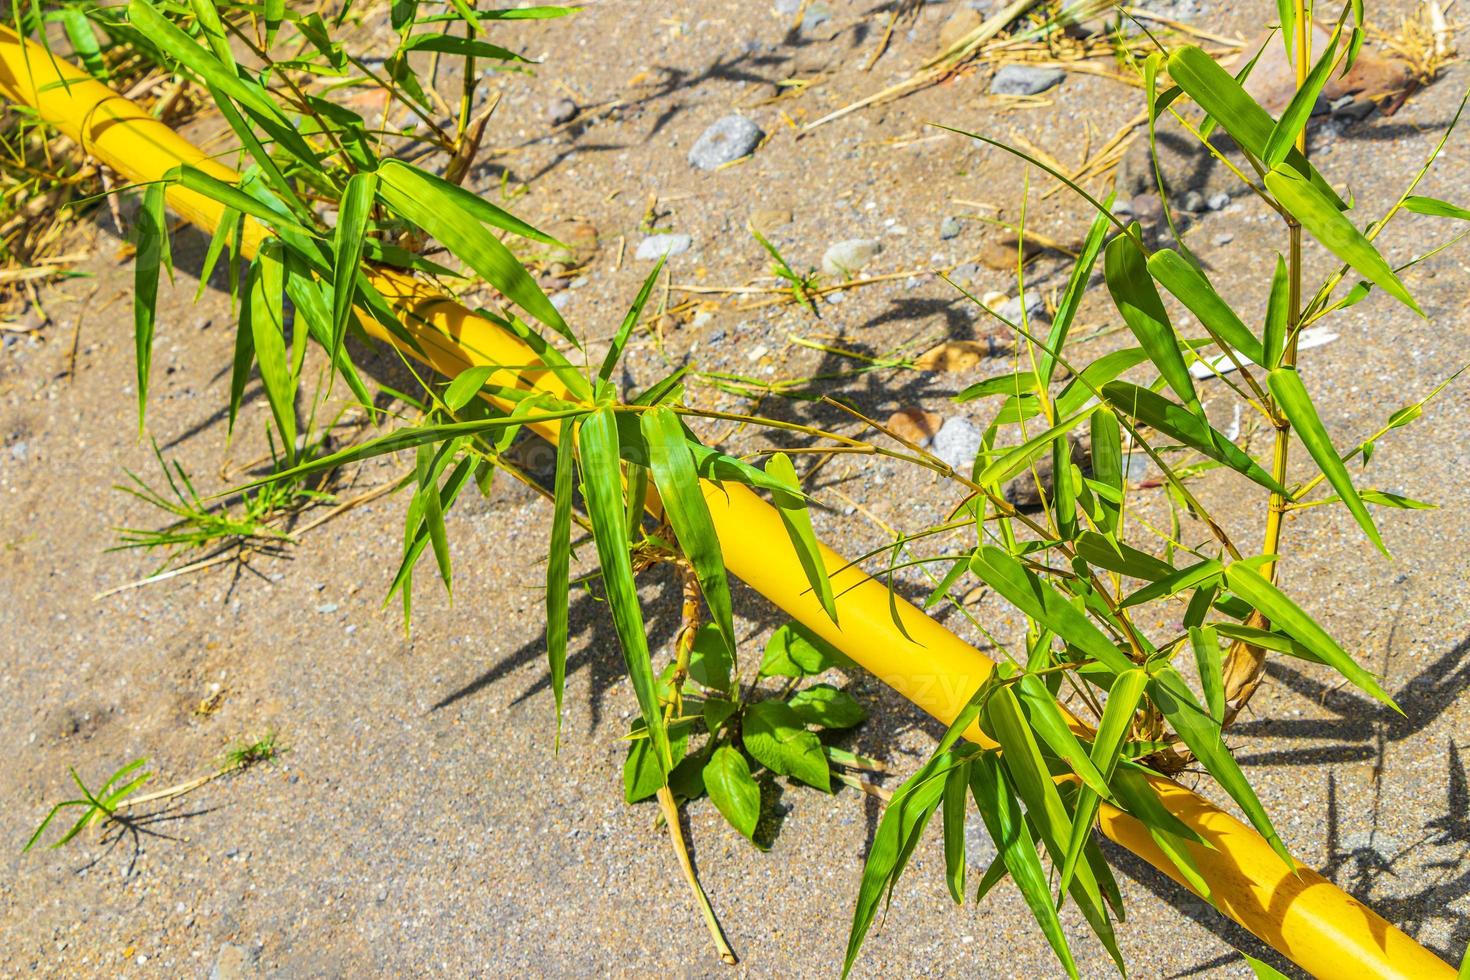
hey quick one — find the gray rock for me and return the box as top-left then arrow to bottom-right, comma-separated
1129,192 -> 1163,224
10,440 -> 27,461
547,98 -> 578,125
933,417 -> 984,473
635,233 -> 692,260
1206,192 -> 1231,211
939,216 -> 963,240
799,3 -> 833,31
1213,232 -> 1235,246
688,115 -> 764,170
1003,435 -> 1088,509
210,943 -> 259,980
989,65 -> 1064,96
1180,190 -> 1207,213
821,238 -> 883,277
1330,94 -> 1377,121
998,291 -> 1045,323
951,262 -> 981,284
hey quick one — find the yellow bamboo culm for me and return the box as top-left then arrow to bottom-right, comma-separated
0,25 -> 1452,979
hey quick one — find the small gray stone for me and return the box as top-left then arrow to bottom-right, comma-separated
635,233 -> 692,260
1330,95 -> 1377,122
687,115 -> 764,170
210,943 -> 259,980
1129,192 -> 1163,223
1213,232 -> 1235,246
989,64 -> 1064,96
10,441 -> 27,461
932,417 -> 984,473
939,216 -> 963,240
998,291 -> 1045,323
547,98 -> 578,126
821,238 -> 883,277
1206,192 -> 1231,211
951,262 -> 981,284
799,3 -> 833,31
1180,190 -> 1207,213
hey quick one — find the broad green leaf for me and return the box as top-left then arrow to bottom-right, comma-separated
758,621 -> 847,677
1105,231 -> 1200,412
687,625 -> 732,692
1147,249 -> 1265,365
245,239 -> 297,456
133,180 -> 169,433
623,719 -> 688,802
744,700 -> 830,791
787,684 -> 867,729
641,406 -> 736,660
1265,166 -> 1421,315
1101,381 -> 1289,494
1263,28 -> 1341,166
545,424 -> 575,744
376,161 -> 572,340
1041,203 -> 1112,385
941,760 -> 970,904
969,753 -> 1079,979
765,452 -> 839,624
1076,531 -> 1176,581
1263,255 -> 1289,369
329,171 -> 377,367
1268,366 -> 1387,555
705,746 -> 762,842
970,545 -> 1134,675
580,407 -> 671,774
703,697 -> 737,732
1224,563 -> 1399,708
1148,664 -> 1292,865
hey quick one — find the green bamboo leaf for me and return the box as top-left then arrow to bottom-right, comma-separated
1224,562 -> 1399,709
1243,952 -> 1293,980
129,0 -> 281,122
1054,347 -> 1152,417
1166,45 -> 1344,208
329,171 -> 377,367
764,452 -> 839,624
1040,203 -> 1112,386
968,753 -> 1079,979
1262,28 -> 1341,167
1089,408 -> 1123,533
133,180 -> 169,433
1109,761 -> 1212,900
641,406 -> 736,660
263,0 -> 283,46
1265,166 -> 1422,315
842,756 -> 951,977
1148,664 -> 1293,866
955,371 -> 1037,404
1100,380 -> 1289,494
415,444 -> 452,594
599,257 -> 666,387
942,760 -> 970,904
245,239 -> 297,456
1051,438 -> 1079,540
188,0 -> 235,68
400,33 -> 533,61
1012,672 -> 1112,799
443,365 -> 497,412
1146,249 -> 1265,365
194,205 -> 239,302
1403,195 -> 1470,220
1058,667 -> 1147,894
976,405 -> 1097,487
376,161 -> 572,341
1263,254 -> 1289,369
1120,558 -> 1224,608
1268,366 -> 1388,555
579,407 -> 671,774
545,424 -> 575,745
969,545 -> 1134,675
1105,230 -> 1200,412
704,746 -> 761,842
59,9 -> 106,78
1190,625 -> 1226,722
1075,530 -> 1176,581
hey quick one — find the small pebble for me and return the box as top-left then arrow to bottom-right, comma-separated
1214,232 -> 1235,246
687,115 -> 764,170
932,417 -> 984,472
1206,192 -> 1231,211
547,97 -> 578,126
989,65 -> 1064,96
998,291 -> 1045,323
1181,190 -> 1207,213
939,216 -> 963,240
950,262 -> 981,284
821,238 -> 883,277
635,233 -> 692,260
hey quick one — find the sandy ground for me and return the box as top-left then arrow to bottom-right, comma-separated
3,1 -> 1470,976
